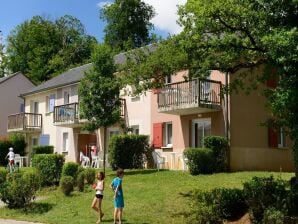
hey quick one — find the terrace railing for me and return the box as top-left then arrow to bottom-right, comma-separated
8,113 -> 42,132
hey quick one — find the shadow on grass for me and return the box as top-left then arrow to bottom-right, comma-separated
102,219 -> 149,224
105,169 -> 164,177
21,202 -> 54,214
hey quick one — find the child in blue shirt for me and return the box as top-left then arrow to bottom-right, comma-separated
110,168 -> 124,224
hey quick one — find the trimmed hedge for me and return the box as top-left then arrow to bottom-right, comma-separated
32,154 -> 65,186
84,168 -> 96,184
184,148 -> 215,175
204,136 -> 228,172
62,162 -> 79,180
108,134 -> 149,170
76,171 -> 85,192
32,145 -> 54,155
0,168 -> 8,185
0,171 -> 40,208
0,134 -> 26,166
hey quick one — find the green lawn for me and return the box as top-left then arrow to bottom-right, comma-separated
0,168 -> 294,224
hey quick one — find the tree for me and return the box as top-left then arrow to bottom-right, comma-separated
0,31 -> 9,77
100,0 -> 156,52
79,44 -> 122,173
119,0 -> 298,178
6,15 -> 97,83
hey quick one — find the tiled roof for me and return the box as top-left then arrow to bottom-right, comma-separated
22,44 -> 157,96
0,72 -> 22,84
21,64 -> 92,96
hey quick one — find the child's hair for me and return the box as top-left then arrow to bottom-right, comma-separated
116,168 -> 124,177
98,171 -> 105,180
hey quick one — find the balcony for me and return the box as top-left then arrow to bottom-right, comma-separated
157,79 -> 222,115
8,113 -> 42,133
54,100 -> 126,128
53,103 -> 83,127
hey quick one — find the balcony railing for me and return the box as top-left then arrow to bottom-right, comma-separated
54,103 -> 79,124
8,113 -> 42,132
157,79 -> 222,114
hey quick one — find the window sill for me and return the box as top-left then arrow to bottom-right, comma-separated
62,151 -> 68,155
161,146 -> 173,152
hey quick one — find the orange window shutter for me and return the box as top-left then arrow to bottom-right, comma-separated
268,127 -> 278,148
153,123 -> 163,148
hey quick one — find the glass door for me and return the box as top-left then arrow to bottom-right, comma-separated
192,119 -> 211,148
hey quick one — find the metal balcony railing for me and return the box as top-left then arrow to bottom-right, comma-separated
53,103 -> 79,123
157,79 -> 222,111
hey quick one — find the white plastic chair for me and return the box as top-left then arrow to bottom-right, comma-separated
14,154 -> 21,167
152,151 -> 167,171
91,154 -> 99,168
178,153 -> 188,171
80,152 -> 90,168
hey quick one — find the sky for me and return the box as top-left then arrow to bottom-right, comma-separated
0,0 -> 186,44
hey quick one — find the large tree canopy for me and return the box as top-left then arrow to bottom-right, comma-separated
6,15 -> 97,83
100,0 -> 156,52
119,0 -> 298,177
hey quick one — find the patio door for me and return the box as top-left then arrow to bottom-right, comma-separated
192,118 -> 211,148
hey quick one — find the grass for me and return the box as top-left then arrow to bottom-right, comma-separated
0,168 -> 294,224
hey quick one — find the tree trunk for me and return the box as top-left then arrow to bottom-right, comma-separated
103,126 -> 107,174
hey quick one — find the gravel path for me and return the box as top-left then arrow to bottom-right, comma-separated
0,219 -> 44,224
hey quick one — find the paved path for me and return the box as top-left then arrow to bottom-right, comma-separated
0,219 -> 44,224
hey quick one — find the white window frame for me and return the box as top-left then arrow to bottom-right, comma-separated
163,122 -> 172,147
62,132 -> 69,152
192,118 -> 211,148
64,91 -> 70,104
46,94 -> 55,113
165,75 -> 172,84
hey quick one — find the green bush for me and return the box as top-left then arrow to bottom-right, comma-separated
287,183 -> 298,216
262,207 -> 284,224
32,145 -> 54,155
0,168 -> 8,185
184,148 -> 214,175
0,171 -> 40,208
84,168 -> 96,184
62,162 -> 79,180
194,188 -> 247,223
243,176 -> 288,223
204,136 -> 228,172
0,138 -> 10,166
32,154 -> 64,186
76,171 -> 85,192
60,175 -> 74,196
108,134 -> 149,170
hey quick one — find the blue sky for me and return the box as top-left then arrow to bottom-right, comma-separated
0,0 -> 186,44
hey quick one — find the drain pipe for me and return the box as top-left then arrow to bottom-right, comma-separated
225,72 -> 231,171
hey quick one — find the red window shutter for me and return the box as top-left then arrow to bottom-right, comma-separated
153,123 -> 163,148
266,68 -> 278,88
268,127 -> 278,148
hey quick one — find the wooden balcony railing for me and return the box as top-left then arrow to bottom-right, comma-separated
157,79 -> 222,111
53,103 -> 79,124
8,113 -> 42,132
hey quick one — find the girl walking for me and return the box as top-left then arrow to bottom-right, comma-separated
91,171 -> 105,223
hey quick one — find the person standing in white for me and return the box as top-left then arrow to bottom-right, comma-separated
5,147 -> 15,172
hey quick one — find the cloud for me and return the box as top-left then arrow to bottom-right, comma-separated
97,1 -> 112,9
143,0 -> 187,35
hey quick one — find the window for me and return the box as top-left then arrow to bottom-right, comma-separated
130,125 -> 139,135
165,75 -> 172,84
164,123 -> 172,147
46,94 -> 55,113
39,135 -> 50,146
20,103 -> 24,113
63,133 -> 69,152
192,119 -> 211,148
278,128 -> 286,148
64,91 -> 70,104
32,137 -> 38,146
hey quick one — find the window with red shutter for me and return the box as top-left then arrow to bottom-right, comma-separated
268,127 -> 278,148
153,123 -> 163,148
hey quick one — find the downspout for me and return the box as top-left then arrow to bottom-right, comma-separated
225,72 -> 231,171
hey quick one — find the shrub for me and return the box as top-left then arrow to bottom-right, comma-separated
194,188 -> 247,223
60,176 -> 74,196
108,134 -> 149,170
0,171 -> 40,208
184,148 -> 214,175
62,162 -> 79,180
0,168 -> 8,185
287,183 -> 298,216
262,207 -> 284,224
32,154 -> 64,186
32,145 -> 54,155
243,176 -> 288,223
204,136 -> 228,172
84,168 -> 96,184
76,171 -> 85,192
0,138 -> 12,166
